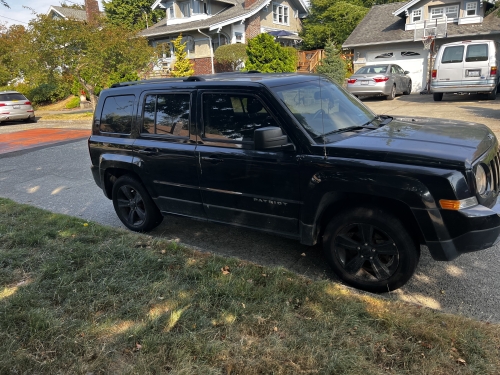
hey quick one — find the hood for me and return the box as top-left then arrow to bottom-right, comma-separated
325,117 -> 496,170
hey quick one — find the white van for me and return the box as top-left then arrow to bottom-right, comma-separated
431,40 -> 499,101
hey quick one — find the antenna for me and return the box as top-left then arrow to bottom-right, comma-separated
319,75 -> 327,160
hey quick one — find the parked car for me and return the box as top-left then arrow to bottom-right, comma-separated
88,72 -> 500,293
431,40 -> 499,101
0,91 -> 36,124
346,64 -> 412,100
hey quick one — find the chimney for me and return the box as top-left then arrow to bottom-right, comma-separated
85,0 -> 100,24
244,0 -> 258,9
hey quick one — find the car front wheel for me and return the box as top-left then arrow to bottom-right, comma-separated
112,175 -> 163,232
323,207 -> 419,293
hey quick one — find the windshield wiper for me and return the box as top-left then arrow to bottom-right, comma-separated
322,125 -> 373,137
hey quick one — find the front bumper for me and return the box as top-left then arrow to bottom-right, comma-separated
414,196 -> 500,261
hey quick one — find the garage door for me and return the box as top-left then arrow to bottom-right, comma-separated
366,49 -> 428,93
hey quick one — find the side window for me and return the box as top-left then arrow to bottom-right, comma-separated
391,66 -> 398,74
201,93 -> 278,146
100,95 -> 135,134
441,46 -> 464,64
142,93 -> 190,137
466,44 -> 488,62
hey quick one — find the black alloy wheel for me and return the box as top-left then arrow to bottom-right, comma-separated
112,175 -> 163,232
323,207 -> 419,293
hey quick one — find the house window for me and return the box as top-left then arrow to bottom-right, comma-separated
401,51 -> 420,56
193,0 -> 201,14
412,9 -> 421,22
430,5 -> 458,20
166,2 -> 175,19
235,32 -> 243,42
273,3 -> 289,25
179,2 -> 190,17
212,33 -> 229,51
375,52 -> 393,59
466,2 -> 477,16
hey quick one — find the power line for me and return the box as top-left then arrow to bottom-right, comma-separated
0,14 -> 28,24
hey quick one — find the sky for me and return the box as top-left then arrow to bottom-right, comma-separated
0,0 -> 104,28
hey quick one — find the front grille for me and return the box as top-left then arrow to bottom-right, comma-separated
489,150 -> 500,194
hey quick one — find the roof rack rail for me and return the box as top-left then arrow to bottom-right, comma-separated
110,77 -> 184,88
184,76 -> 206,82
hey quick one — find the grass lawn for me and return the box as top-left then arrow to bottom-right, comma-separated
1,198 -> 500,374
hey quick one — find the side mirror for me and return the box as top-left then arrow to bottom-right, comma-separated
404,71 -> 410,75
254,127 -> 295,151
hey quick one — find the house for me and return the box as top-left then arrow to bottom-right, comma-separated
343,0 -> 500,92
139,0 -> 309,75
47,0 -> 100,23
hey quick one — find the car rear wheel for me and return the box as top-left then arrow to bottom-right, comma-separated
112,175 -> 163,232
24,116 -> 37,123
433,93 -> 443,101
403,81 -> 412,95
385,85 -> 396,100
487,89 -> 497,100
323,207 -> 419,293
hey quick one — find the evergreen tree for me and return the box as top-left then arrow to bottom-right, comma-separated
170,35 -> 194,77
245,33 -> 296,73
316,42 -> 348,85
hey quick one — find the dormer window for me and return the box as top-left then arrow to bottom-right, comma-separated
412,9 -> 422,22
466,2 -> 477,16
430,5 -> 458,20
192,0 -> 208,14
166,2 -> 175,19
179,2 -> 190,18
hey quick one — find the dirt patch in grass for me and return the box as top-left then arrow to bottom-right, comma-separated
36,96 -> 80,111
1,198 -> 500,374
38,112 -> 93,121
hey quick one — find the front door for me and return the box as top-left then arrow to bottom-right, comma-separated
195,90 -> 301,237
133,90 -> 205,219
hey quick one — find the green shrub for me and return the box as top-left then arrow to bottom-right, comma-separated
65,96 -> 81,109
245,34 -> 297,73
214,43 -> 248,72
28,82 -> 71,105
316,42 -> 348,85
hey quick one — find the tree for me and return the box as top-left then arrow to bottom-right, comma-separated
170,35 -> 194,77
60,2 -> 85,10
301,0 -> 368,50
316,42 -> 348,84
214,43 -> 248,72
18,15 -> 155,107
245,33 -> 296,73
1,1 -> 9,8
103,0 -> 164,31
0,24 -> 26,86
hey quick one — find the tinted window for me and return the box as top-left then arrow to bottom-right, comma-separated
201,93 -> 277,144
356,65 -> 388,74
466,44 -> 488,62
142,94 -> 190,137
100,95 -> 135,134
441,46 -> 464,64
0,93 -> 27,101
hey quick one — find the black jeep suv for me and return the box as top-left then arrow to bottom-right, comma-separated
88,72 -> 500,292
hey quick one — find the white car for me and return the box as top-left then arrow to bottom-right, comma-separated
0,91 -> 36,124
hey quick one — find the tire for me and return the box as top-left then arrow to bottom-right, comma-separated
487,89 -> 497,100
112,175 -> 163,232
323,207 -> 419,293
24,116 -> 37,123
433,93 -> 443,101
403,81 -> 412,95
385,85 -> 396,100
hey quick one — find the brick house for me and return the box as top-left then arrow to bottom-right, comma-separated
139,0 -> 309,75
343,0 -> 500,92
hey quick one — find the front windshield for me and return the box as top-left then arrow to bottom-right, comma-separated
271,77 -> 376,139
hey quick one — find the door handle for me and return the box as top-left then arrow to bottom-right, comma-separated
201,156 -> 224,164
137,148 -> 158,156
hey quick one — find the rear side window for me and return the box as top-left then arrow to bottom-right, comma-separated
142,94 -> 190,137
0,93 -> 27,101
99,95 -> 135,134
441,46 -> 464,64
466,44 -> 488,62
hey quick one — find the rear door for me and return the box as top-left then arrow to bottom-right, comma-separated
133,90 -> 206,219
463,42 -> 490,84
436,44 -> 464,84
195,89 -> 301,237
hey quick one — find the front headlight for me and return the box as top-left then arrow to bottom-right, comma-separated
475,164 -> 487,196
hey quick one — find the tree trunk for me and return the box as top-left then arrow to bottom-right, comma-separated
78,77 -> 97,110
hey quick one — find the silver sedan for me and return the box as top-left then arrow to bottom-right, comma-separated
346,64 -> 412,100
0,91 -> 36,124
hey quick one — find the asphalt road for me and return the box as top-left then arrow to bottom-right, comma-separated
1,94 -> 500,323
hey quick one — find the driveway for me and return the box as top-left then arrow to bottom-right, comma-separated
1,95 -> 500,323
